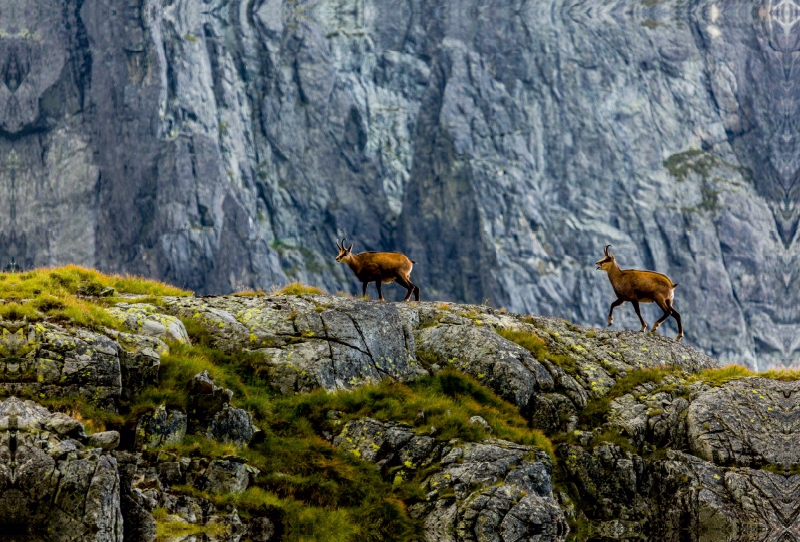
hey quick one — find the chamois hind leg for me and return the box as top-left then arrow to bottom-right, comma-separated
668,299 -> 683,341
607,298 -> 625,326
631,300 -> 647,332
375,281 -> 385,301
396,275 -> 417,302
362,282 -> 369,299
651,298 -> 672,333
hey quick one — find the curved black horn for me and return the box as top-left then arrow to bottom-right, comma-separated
336,239 -> 342,250
604,244 -> 611,256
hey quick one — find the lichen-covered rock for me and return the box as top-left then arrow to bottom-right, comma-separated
559,443 -> 651,523
135,405 -> 188,450
107,303 -> 190,344
0,323 -> 122,408
206,404 -> 259,447
334,417 -> 567,540
0,397 -> 123,541
186,371 -> 259,447
413,440 -> 568,542
334,417 -> 439,480
416,323 -> 555,416
164,295 -> 425,393
89,430 -> 121,451
105,329 -> 168,401
687,378 -> 800,469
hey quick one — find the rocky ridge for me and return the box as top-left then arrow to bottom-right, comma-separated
1,279 -> 799,541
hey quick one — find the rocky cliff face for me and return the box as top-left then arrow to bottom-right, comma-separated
0,0 -> 795,368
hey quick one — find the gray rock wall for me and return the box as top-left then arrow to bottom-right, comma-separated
0,0 -> 796,368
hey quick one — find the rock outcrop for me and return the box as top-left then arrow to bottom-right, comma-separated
2,289 -> 800,541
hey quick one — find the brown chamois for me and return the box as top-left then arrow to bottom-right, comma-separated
596,245 -> 683,341
335,239 -> 420,302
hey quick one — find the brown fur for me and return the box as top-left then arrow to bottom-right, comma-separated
335,239 -> 420,301
596,245 -> 683,341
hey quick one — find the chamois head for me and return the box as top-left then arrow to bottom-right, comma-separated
595,245 -> 616,271
335,238 -> 353,262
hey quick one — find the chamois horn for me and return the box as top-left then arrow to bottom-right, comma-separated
604,245 -> 612,257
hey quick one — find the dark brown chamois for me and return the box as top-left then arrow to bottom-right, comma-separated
596,245 -> 683,341
335,239 -> 420,301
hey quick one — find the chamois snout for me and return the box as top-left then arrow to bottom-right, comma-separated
595,245 -> 614,270
335,238 -> 353,262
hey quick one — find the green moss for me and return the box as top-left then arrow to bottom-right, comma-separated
497,329 -> 580,375
663,149 -> 721,181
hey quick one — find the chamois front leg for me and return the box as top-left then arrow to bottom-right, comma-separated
375,281 -> 385,301
631,300 -> 647,332
607,298 -> 625,326
669,300 -> 683,341
362,282 -> 369,299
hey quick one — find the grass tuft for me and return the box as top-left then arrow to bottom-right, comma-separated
275,282 -> 325,296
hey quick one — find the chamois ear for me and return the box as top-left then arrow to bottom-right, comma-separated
347,242 -> 353,251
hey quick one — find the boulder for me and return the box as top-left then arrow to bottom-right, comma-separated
135,405 -> 187,450
415,323 -> 554,414
188,371 -> 258,446
107,303 -> 190,344
89,431 -> 121,451
202,460 -> 251,494
0,323 -> 122,409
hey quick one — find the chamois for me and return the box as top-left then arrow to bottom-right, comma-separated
596,245 -> 683,341
335,239 -> 420,302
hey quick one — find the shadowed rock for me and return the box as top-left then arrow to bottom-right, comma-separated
0,397 -> 123,541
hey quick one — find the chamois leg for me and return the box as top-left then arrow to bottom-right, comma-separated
396,276 -> 417,302
607,298 -> 625,326
362,282 -> 369,299
631,300 -> 647,332
668,299 -> 683,341
651,299 -> 672,334
375,281 -> 385,301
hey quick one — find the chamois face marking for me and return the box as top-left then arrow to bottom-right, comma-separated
595,245 -> 615,271
335,239 -> 353,262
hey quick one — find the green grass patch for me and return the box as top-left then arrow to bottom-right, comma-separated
688,364 -> 800,387
497,329 -> 580,375
0,265 -> 189,330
